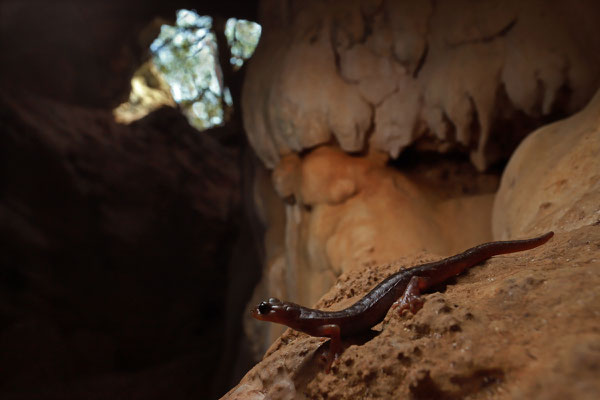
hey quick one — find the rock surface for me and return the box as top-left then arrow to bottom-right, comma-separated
0,91 -> 252,399
243,0 -> 600,170
245,146 -> 500,357
0,1 -> 265,397
493,88 -> 600,239
0,0 -> 258,108
229,72 -> 600,400
226,226 -> 600,400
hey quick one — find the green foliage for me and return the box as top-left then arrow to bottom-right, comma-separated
150,10 -> 261,130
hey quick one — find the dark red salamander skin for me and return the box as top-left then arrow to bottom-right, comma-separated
251,231 -> 553,370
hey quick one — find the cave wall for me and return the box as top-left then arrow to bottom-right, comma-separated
0,0 -> 257,107
0,0 -> 261,399
1,0 -> 599,398
229,1 -> 600,397
0,94 -> 240,397
241,0 -> 600,358
243,0 -> 600,170
228,85 -> 600,400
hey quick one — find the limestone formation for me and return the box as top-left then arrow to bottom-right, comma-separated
243,0 -> 600,170
245,146 -> 499,356
228,101 -> 600,396
226,226 -> 600,399
233,2 -> 600,394
493,88 -> 600,239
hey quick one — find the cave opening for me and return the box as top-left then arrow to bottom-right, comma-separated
3,0 -> 599,399
114,9 -> 261,131
0,2 -> 265,399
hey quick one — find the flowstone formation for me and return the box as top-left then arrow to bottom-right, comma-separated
245,146 -> 499,355
493,89 -> 600,239
243,0 -> 600,170
242,0 -> 600,358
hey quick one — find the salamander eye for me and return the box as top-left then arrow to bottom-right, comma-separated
257,302 -> 272,314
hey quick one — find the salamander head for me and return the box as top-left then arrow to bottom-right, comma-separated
251,297 -> 301,323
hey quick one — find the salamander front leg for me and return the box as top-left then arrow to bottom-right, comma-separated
393,276 -> 430,315
315,324 -> 341,373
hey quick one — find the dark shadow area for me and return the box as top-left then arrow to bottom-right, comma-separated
0,1 -> 261,399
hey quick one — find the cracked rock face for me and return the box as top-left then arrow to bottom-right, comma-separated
242,0 -> 600,170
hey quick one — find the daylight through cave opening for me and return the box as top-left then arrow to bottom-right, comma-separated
114,9 -> 261,130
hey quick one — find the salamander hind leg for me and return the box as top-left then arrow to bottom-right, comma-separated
315,324 -> 341,373
393,276 -> 430,316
